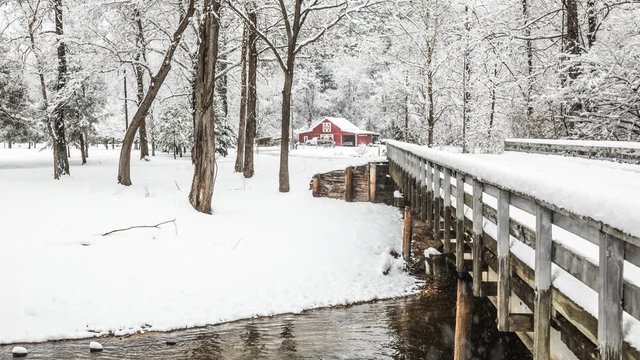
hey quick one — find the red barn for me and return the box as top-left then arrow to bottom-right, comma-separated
298,117 -> 380,146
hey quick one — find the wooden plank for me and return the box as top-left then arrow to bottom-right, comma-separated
456,173 -> 465,273
402,206 -> 412,261
497,188 -> 511,331
443,168 -> 452,253
553,211 -> 600,246
626,242 -> 640,268
368,162 -> 377,202
509,314 -> 534,332
433,165 -> 441,242
598,232 -> 624,360
534,205 -> 552,360
472,179 -> 484,297
312,175 -> 320,197
344,166 -> 354,202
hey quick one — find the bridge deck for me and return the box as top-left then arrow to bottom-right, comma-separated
388,141 -> 640,239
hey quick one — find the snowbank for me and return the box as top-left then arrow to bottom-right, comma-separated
0,147 -> 416,344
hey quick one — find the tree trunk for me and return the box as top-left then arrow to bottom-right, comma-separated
278,0 -> 303,193
522,0 -> 534,120
564,0 -> 580,78
80,133 -> 87,165
426,69 -> 434,146
117,0 -> 196,185
124,69 -> 129,130
133,7 -> 150,160
279,67 -> 294,192
243,2 -> 257,179
234,25 -> 248,173
189,0 -> 221,214
461,5 -> 471,154
587,0 -> 597,48
84,133 -> 89,158
52,0 -> 70,179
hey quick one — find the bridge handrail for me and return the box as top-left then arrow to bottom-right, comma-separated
386,140 -> 640,360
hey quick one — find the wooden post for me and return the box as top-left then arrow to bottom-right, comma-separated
433,165 -> 441,243
345,166 -> 354,202
455,173 -> 465,274
454,273 -> 473,360
497,188 -> 511,331
402,206 -> 413,261
598,231 -> 624,360
369,162 -> 377,202
534,205 -> 552,360
472,179 -> 484,297
443,168 -> 452,253
420,160 -> 427,218
312,175 -> 320,197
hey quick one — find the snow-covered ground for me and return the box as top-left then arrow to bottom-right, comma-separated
0,145 -> 416,344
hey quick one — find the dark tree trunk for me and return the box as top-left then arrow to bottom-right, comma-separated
80,133 -> 87,165
189,0 -> 221,214
124,69 -> 129,130
426,70 -> 434,146
84,133 -> 89,158
461,5 -> 471,153
279,66 -> 294,192
133,7 -> 149,159
52,0 -> 70,179
216,30 -> 229,119
234,26 -> 248,173
243,2 -> 257,179
118,0 -> 196,185
587,0 -> 597,48
563,0 -> 582,131
522,0 -> 534,120
564,0 -> 580,78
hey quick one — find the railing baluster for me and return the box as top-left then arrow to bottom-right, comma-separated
443,168 -> 452,253
497,188 -> 511,331
426,162 -> 434,228
433,165 -> 441,243
534,205 -> 552,360
598,232 -> 624,360
456,173 -> 465,274
472,178 -> 484,297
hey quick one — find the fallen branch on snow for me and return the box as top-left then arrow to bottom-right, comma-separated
102,219 -> 176,236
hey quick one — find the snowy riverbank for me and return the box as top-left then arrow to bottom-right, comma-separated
0,146 -> 417,344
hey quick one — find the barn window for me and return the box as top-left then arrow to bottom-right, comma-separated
322,122 -> 331,132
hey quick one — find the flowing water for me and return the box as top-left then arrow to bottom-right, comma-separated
1,279 -> 530,359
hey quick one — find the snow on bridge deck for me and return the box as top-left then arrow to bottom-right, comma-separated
387,140 -> 640,239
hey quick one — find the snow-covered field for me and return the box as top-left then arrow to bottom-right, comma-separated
0,145 -> 416,344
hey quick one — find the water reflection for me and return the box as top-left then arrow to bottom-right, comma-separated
0,279 -> 530,359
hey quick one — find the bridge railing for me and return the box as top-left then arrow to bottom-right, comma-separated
386,140 -> 640,360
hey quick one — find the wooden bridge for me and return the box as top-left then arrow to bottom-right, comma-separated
385,139 -> 640,360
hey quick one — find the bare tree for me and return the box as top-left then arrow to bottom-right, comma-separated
243,0 -> 257,178
52,0 -> 70,179
234,25 -> 248,173
117,0 -> 196,186
189,0 -> 222,214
